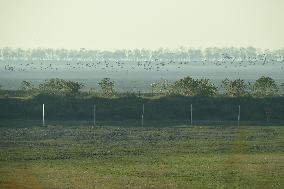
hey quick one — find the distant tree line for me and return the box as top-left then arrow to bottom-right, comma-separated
19,79 -> 85,97
0,47 -> 284,62
160,76 -> 280,97
3,76 -> 280,98
18,78 -> 115,97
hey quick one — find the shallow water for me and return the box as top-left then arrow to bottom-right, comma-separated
1,60 -> 283,92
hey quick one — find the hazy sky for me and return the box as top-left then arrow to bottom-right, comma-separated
0,0 -> 283,50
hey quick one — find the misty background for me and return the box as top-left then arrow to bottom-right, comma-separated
0,0 -> 283,92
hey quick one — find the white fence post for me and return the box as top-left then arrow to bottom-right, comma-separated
42,104 -> 45,126
238,105 -> 240,127
190,104 -> 193,126
94,104 -> 96,126
142,103 -> 144,127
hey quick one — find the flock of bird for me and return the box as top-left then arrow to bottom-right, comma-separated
1,56 -> 284,72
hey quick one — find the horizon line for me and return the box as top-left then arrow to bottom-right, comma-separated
0,46 -> 284,51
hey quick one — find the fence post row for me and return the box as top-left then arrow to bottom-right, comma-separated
39,103 -> 273,127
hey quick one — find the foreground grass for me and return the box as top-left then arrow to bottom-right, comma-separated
0,125 -> 283,188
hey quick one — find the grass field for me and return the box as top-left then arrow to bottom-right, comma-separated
0,125 -> 283,189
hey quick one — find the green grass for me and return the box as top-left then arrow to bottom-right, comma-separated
0,125 -> 283,189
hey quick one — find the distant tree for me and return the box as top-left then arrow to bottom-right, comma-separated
221,78 -> 248,97
0,84 -> 3,96
171,76 -> 198,96
195,78 -> 218,96
151,79 -> 172,95
20,81 -> 37,96
98,78 -> 115,97
0,84 -> 7,98
150,82 -> 158,95
88,88 -> 98,96
282,83 -> 284,95
39,78 -> 84,96
171,76 -> 217,96
252,76 -> 279,97
64,80 -> 84,95
21,81 -> 33,91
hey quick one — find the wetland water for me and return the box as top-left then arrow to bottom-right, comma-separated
1,60 -> 283,92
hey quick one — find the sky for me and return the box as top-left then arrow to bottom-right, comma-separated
0,0 -> 283,50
